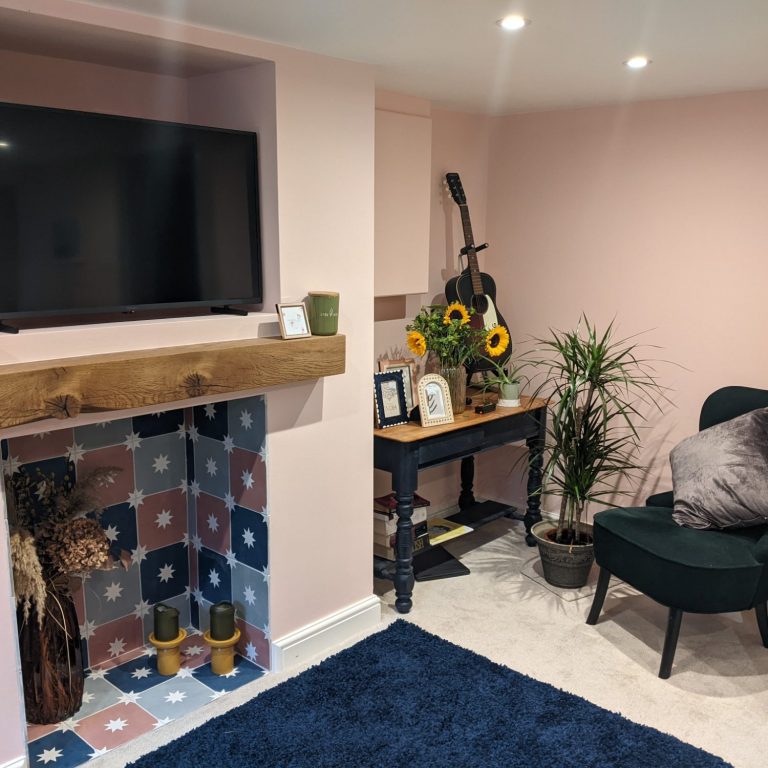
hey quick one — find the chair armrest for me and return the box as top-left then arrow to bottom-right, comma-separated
645,490 -> 674,508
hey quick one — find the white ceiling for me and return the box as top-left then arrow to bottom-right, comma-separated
84,0 -> 768,114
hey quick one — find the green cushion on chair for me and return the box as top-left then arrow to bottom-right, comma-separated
594,507 -> 768,614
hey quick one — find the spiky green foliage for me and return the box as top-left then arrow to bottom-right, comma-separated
530,316 -> 666,543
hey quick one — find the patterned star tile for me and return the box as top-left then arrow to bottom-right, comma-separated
135,676 -> 215,720
198,547 -> 232,604
83,565 -> 143,629
193,655 -> 266,693
104,655 -> 166,694
228,448 -> 266,511
74,675 -> 123,718
231,505 -> 268,571
231,561 -> 269,630
74,417 -> 133,450
27,729 -> 93,767
134,433 -> 187,495
237,618 -> 271,670
194,401 -> 229,441
139,542 -> 189,605
194,435 -> 230,499
227,395 -> 266,453
197,492 -> 231,555
78,445 -> 134,507
85,614 -> 145,668
137,490 -> 187,550
75,702 -> 156,751
7,427 -> 73,464
132,409 -> 185,440
99,502 -> 138,559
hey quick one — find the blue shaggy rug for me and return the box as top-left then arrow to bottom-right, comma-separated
128,620 -> 730,768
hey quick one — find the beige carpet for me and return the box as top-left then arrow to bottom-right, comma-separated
94,517 -> 767,768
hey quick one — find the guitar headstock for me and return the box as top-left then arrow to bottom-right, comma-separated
445,172 -> 466,205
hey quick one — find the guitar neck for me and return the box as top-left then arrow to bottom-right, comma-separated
459,204 -> 485,298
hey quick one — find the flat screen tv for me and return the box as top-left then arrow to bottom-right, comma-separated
0,101 -> 261,325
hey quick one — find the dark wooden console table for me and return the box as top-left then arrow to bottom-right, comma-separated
373,396 -> 547,614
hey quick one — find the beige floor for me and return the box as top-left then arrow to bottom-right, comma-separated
95,517 -> 767,768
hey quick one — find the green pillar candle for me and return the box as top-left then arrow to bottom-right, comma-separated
154,603 -> 179,642
209,602 -> 236,641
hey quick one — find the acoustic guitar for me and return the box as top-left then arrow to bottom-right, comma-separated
444,172 -> 511,371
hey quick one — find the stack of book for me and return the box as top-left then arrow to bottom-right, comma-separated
373,492 -> 430,561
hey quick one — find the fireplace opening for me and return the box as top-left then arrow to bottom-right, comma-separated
2,396 -> 270,765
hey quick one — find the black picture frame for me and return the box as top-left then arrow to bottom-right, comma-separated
374,370 -> 409,429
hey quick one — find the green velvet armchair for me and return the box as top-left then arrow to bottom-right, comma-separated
586,386 -> 768,678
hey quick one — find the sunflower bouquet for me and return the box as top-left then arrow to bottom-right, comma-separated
406,302 -> 482,369
406,302 -> 512,370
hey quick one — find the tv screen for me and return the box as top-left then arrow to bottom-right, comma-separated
0,102 -> 261,321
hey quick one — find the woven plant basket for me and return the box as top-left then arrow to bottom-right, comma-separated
18,584 -> 84,724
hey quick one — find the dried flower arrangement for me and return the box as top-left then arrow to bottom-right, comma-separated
5,463 -> 122,723
7,465 -> 120,624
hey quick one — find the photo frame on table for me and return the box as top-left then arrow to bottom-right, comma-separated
276,302 -> 311,339
374,370 -> 409,429
417,374 -> 454,427
377,358 -> 417,412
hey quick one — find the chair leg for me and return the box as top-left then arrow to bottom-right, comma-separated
756,603 -> 768,648
659,607 -> 683,679
586,567 -> 611,625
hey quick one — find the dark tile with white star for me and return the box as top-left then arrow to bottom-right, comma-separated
193,655 -> 267,693
194,401 -> 229,441
198,547 -> 232,604
231,504 -> 268,571
27,729 -> 94,767
102,654 -> 166,694
100,502 -> 138,560
132,409 -> 185,439
140,542 -> 189,605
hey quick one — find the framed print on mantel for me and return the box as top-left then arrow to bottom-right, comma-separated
276,302 -> 311,339
374,370 -> 409,429
377,358 -> 417,412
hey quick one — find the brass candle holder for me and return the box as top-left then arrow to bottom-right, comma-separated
203,627 -> 241,675
149,628 -> 187,676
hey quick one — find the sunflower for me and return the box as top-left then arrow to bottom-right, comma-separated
485,325 -> 510,357
407,330 -> 427,357
443,302 -> 470,326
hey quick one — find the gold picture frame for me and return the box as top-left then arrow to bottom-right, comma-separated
377,358 -> 417,412
417,374 -> 454,427
276,302 -> 311,339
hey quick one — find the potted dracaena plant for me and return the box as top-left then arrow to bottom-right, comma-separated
528,316 -> 666,588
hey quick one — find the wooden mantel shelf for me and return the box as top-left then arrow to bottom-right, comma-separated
0,335 -> 346,429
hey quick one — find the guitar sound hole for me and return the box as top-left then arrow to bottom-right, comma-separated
472,295 -> 489,315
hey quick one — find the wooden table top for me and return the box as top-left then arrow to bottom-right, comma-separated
374,395 -> 547,443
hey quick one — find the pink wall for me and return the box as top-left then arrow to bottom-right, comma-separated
486,90 -> 768,504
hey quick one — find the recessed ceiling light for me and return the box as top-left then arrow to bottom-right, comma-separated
624,56 -> 651,70
0,141 -> 10,149
497,15 -> 530,31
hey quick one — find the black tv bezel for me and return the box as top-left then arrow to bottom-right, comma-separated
0,101 -> 263,322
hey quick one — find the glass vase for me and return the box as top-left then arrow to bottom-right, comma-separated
440,366 -> 467,415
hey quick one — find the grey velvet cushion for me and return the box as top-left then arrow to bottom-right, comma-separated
671,407 -> 768,529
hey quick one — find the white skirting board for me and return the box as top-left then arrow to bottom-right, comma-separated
0,756 -> 27,768
270,594 -> 381,672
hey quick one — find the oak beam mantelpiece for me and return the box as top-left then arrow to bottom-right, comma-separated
0,335 -> 346,429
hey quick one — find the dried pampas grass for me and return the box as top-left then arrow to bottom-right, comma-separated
10,530 -> 47,628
